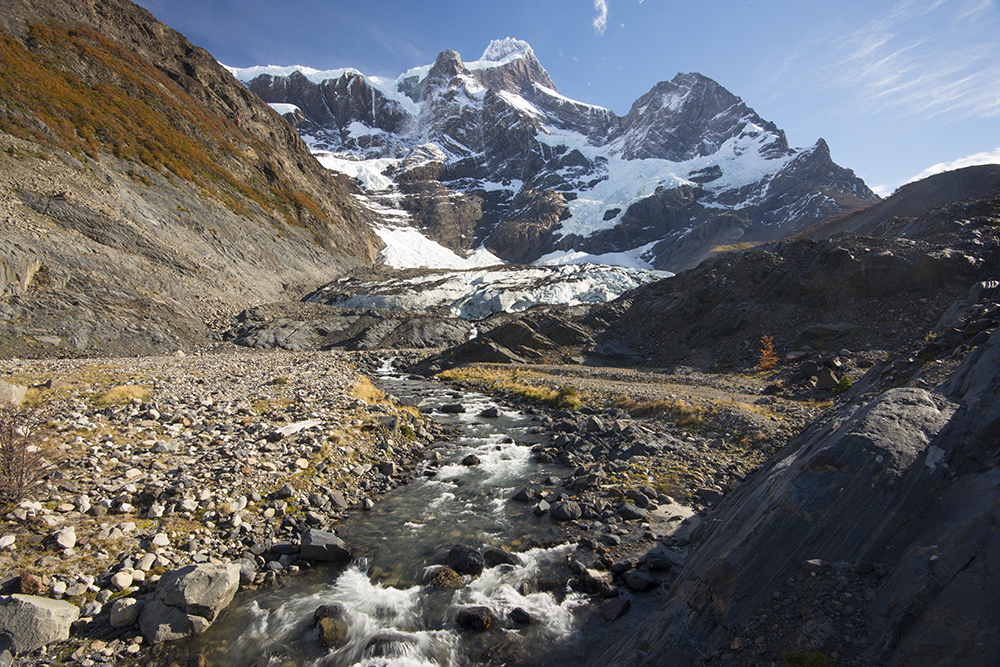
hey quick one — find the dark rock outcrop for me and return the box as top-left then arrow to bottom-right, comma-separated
598,325 -> 1000,666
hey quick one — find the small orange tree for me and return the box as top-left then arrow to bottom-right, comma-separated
757,335 -> 779,371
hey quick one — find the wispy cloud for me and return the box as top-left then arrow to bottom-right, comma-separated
909,146 -> 1000,182
593,0 -> 609,35
760,0 -> 1000,121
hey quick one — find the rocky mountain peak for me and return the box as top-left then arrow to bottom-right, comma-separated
480,37 -> 532,62
469,38 -> 555,96
616,72 -> 789,162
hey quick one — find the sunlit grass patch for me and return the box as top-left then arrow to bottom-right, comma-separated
92,384 -> 150,407
611,396 -> 707,427
438,365 -> 583,410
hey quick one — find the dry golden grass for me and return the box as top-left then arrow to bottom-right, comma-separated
611,396 -> 707,427
349,376 -> 385,404
92,384 -> 150,407
438,366 -> 582,410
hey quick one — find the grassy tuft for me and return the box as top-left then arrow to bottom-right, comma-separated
93,384 -> 150,407
438,366 -> 583,410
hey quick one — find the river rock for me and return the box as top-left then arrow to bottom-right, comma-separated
483,546 -> 519,568
52,526 -> 76,550
138,563 -> 241,643
446,544 -> 485,575
110,571 -> 134,591
0,594 -> 80,654
313,604 -> 348,648
109,597 -> 142,628
456,606 -> 494,631
509,607 -> 534,624
423,566 -> 463,590
440,404 -> 466,414
624,489 -> 650,508
299,528 -> 352,563
578,568 -> 616,597
618,503 -> 648,521
512,487 -> 537,502
317,616 -> 347,648
625,570 -> 658,592
478,407 -> 502,418
550,501 -> 582,521
17,573 -> 41,596
461,454 -> 481,466
0,381 -> 26,408
601,598 -> 631,622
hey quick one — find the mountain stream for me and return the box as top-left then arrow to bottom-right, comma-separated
175,360 -> 657,666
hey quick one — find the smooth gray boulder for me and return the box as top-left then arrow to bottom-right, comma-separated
0,381 -> 26,409
138,563 -> 240,644
109,597 -> 142,628
299,528 -> 352,563
0,594 -> 79,654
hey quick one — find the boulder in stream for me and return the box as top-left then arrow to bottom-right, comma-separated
299,528 -> 352,563
456,606 -> 495,631
446,544 -> 485,575
423,566 -> 463,590
313,603 -> 348,648
483,546 -> 519,568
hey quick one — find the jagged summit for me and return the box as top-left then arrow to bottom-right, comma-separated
232,42 -> 877,272
479,37 -> 533,63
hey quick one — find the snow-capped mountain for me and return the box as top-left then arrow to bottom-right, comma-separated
229,38 -> 877,272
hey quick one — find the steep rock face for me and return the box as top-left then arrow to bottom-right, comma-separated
0,0 -> 381,357
232,41 -> 877,271
610,73 -> 791,162
598,323 -> 1000,666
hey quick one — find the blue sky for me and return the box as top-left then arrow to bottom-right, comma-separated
134,0 -> 1000,195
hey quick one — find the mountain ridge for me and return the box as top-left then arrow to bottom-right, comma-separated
0,0 -> 382,357
233,40 -> 878,271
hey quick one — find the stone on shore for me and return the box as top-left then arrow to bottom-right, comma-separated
551,501 -> 582,521
109,597 -> 142,628
299,528 -> 352,563
0,594 -> 80,654
0,381 -> 26,408
138,563 -> 241,644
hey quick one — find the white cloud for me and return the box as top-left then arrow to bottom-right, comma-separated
593,0 -> 609,35
760,0 -> 1000,122
909,146 -> 1000,182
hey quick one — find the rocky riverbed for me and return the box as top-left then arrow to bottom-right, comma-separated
0,350 -> 448,664
0,345 -> 819,667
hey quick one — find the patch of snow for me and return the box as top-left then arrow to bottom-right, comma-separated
497,91 -> 544,119
268,103 -> 301,115
372,226 -> 504,271
533,84 -> 610,113
346,121 -> 383,138
314,152 -> 400,191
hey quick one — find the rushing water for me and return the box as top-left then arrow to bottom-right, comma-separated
180,361 -> 641,667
